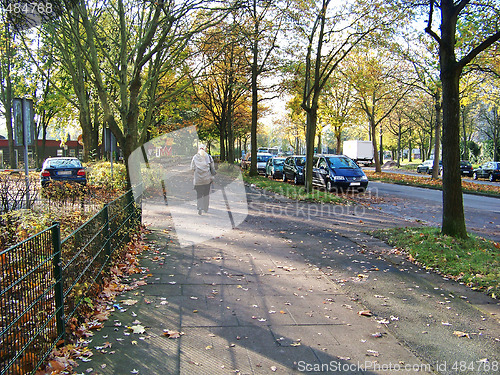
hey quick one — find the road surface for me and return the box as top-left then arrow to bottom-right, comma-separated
363,166 -> 499,187
365,181 -> 500,242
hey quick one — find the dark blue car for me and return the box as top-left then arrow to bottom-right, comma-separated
282,155 -> 306,185
41,157 -> 87,187
312,154 -> 368,192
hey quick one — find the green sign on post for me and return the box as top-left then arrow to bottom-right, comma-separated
13,98 -> 34,208
13,98 -> 34,146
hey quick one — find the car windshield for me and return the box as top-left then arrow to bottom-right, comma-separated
461,161 -> 472,167
257,155 -> 272,162
273,158 -> 285,165
295,157 -> 306,166
46,159 -> 82,168
327,156 -> 358,169
494,162 -> 500,169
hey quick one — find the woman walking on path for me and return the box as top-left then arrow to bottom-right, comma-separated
191,144 -> 215,215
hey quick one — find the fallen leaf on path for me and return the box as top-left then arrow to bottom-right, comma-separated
121,299 -> 138,306
358,310 -> 373,317
453,331 -> 470,338
163,329 -> 183,339
128,325 -> 146,334
366,350 -> 379,357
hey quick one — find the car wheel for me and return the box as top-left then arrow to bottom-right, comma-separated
326,180 -> 333,192
294,174 -> 299,185
473,172 -> 478,180
489,173 -> 495,182
283,173 -> 287,182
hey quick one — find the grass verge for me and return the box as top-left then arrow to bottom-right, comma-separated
372,227 -> 500,298
365,171 -> 500,197
243,173 -> 348,204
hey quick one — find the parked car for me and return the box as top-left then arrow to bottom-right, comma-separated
460,160 -> 473,176
282,155 -> 306,184
257,153 -> 273,174
240,153 -> 252,170
312,154 -> 368,192
417,160 -> 442,174
240,152 -> 273,173
265,157 -> 286,179
40,157 -> 86,187
473,162 -> 500,182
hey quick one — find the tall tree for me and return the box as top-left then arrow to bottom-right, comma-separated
297,0 -> 404,191
44,0 -> 233,186
0,23 -> 16,168
424,0 -> 500,238
319,71 -> 356,154
242,0 -> 284,175
193,22 -> 251,161
348,48 -> 414,172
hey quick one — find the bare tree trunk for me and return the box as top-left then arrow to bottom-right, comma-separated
431,92 -> 442,179
439,2 -> 467,238
408,128 -> 412,162
461,106 -> 468,160
371,121 -> 381,172
249,0 -> 259,176
397,120 -> 402,167
2,24 -> 16,169
336,131 -> 342,154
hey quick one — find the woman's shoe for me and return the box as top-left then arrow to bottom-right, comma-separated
198,209 -> 202,215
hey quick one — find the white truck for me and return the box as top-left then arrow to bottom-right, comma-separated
343,140 -> 374,165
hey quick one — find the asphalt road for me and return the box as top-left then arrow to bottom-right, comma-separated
365,181 -> 500,242
363,167 -> 499,187
245,187 -> 500,375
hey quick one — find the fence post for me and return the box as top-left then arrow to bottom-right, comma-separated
51,222 -> 65,343
103,204 -> 111,260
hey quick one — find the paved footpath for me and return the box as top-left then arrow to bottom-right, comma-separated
76,187 -> 499,375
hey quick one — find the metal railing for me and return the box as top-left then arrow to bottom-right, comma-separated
0,190 -> 141,375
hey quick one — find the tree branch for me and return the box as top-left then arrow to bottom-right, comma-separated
425,0 -> 441,45
458,30 -> 500,71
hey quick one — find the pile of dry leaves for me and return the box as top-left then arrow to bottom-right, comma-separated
34,229 -> 150,375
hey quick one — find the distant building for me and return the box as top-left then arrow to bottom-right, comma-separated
0,139 -> 83,168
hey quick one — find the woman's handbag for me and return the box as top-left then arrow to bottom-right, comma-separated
209,156 -> 216,176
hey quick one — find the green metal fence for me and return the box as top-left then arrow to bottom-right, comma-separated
0,190 -> 141,375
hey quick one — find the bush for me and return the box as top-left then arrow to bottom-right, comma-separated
0,210 -> 53,251
86,161 -> 128,191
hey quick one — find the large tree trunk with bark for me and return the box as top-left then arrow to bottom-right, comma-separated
439,3 -> 467,238
305,105 -> 318,192
431,93 -> 442,179
371,122 -> 381,172
249,14 -> 259,176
